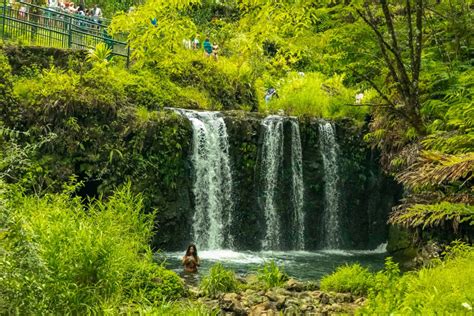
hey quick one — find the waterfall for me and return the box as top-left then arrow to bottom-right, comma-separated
319,120 -> 342,249
180,110 -> 234,250
260,116 -> 305,250
260,116 -> 284,250
290,119 -> 305,250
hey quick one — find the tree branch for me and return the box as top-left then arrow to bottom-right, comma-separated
406,0 -> 416,79
413,0 -> 423,86
380,0 -> 413,98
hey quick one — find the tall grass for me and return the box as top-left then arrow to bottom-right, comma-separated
256,260 -> 288,289
261,72 -> 369,120
0,182 -> 184,314
321,243 -> 474,314
320,263 -> 374,295
200,263 -> 240,297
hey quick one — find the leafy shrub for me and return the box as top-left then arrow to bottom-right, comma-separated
121,300 -> 219,315
256,260 -> 288,289
200,263 -> 240,297
263,72 -> 368,120
0,183 -> 184,314
320,263 -> 374,295
360,245 -> 474,314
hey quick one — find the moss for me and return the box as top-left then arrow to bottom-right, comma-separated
1,45 -> 88,75
387,225 -> 417,260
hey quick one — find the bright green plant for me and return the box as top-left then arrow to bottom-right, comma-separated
256,260 -> 288,289
199,263 -> 240,298
0,182 -> 184,314
320,263 -> 375,296
263,72 -> 367,120
359,245 -> 474,314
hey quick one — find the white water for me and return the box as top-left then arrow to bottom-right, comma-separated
290,119 -> 305,250
260,116 -> 284,250
163,246 -> 387,281
319,121 -> 342,249
180,110 -> 234,250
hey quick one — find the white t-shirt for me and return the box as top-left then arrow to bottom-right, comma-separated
93,7 -> 102,17
48,0 -> 58,8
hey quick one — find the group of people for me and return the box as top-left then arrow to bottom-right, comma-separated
48,0 -> 103,21
182,34 -> 219,60
10,0 -> 104,28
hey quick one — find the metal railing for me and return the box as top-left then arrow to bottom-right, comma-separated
0,0 -> 129,64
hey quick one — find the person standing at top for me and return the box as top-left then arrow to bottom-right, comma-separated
203,37 -> 212,57
265,88 -> 278,103
92,4 -> 102,22
192,34 -> 200,50
212,42 -> 219,60
182,244 -> 200,273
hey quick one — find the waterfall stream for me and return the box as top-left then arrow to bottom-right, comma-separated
260,116 -> 305,250
180,110 -> 234,250
260,116 -> 284,250
318,120 -> 342,249
290,119 -> 305,250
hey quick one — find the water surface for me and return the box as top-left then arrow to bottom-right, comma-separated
157,244 -> 387,283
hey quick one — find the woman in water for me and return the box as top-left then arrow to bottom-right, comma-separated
182,244 -> 200,273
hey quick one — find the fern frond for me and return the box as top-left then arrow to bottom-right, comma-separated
389,202 -> 474,232
396,151 -> 474,190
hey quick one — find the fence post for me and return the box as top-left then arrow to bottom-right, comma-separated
126,43 -> 130,68
67,16 -> 72,48
1,0 -> 6,40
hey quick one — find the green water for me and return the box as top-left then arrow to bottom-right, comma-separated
158,246 -> 387,283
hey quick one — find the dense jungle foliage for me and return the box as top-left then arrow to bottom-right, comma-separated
0,0 -> 472,314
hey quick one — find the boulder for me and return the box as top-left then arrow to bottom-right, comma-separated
335,293 -> 353,303
284,278 -> 305,292
319,292 -> 330,305
283,304 -> 301,315
220,293 -> 246,316
249,302 -> 277,316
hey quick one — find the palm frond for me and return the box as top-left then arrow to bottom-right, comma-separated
396,151 -> 474,190
389,202 -> 474,232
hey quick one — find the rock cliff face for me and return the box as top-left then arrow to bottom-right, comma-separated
154,111 -> 401,251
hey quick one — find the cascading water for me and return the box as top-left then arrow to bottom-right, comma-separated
260,116 -> 305,250
319,120 -> 342,249
290,119 -> 305,250
180,110 -> 234,250
260,116 -> 284,250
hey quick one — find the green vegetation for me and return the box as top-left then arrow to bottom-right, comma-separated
320,263 -> 374,296
321,243 -> 474,314
199,263 -> 240,298
0,183 -> 184,314
361,244 -> 474,314
0,0 -> 472,313
256,260 -> 288,289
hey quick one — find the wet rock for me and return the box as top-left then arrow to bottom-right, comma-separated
247,293 -> 268,306
335,293 -> 353,303
319,292 -> 330,305
220,293 -> 246,315
309,290 -> 323,299
274,287 -> 292,297
275,295 -> 286,310
354,297 -> 366,305
249,302 -> 277,316
284,278 -> 305,292
284,304 -> 301,315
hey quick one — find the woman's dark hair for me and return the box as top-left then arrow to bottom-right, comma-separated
185,244 -> 198,258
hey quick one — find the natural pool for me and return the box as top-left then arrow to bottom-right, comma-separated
157,244 -> 387,283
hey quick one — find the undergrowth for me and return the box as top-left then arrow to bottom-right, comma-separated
0,182 -> 184,314
199,263 -> 240,298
